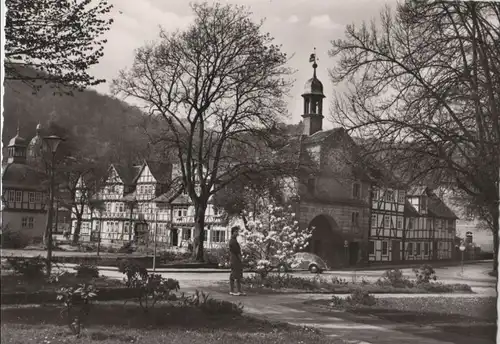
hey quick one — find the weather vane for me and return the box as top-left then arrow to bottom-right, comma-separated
309,47 -> 318,65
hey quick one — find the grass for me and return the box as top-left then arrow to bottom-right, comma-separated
308,296 -> 497,340
224,273 -> 474,294
1,303 -> 342,344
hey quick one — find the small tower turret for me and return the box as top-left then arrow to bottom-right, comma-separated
301,48 -> 325,136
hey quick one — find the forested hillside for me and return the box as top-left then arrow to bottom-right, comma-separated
2,79 -> 160,165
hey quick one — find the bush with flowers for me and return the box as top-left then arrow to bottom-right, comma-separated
239,204 -> 312,279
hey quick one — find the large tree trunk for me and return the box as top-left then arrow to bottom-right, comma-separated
491,204 -> 499,272
72,214 -> 83,245
192,203 -> 207,262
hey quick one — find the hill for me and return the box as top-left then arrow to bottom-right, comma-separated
2,78 -> 155,165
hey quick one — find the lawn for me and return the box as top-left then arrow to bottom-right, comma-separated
1,303 -> 342,344
0,273 -> 124,294
307,296 -> 497,341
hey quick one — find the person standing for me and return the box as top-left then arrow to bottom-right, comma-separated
229,226 -> 245,296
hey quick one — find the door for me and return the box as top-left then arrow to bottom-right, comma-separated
349,242 -> 359,266
392,240 -> 401,262
171,228 -> 178,246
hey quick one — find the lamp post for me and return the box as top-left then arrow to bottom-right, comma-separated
459,242 -> 466,276
43,135 -> 63,277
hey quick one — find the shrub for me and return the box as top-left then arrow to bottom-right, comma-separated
118,259 -> 148,286
126,273 -> 180,312
203,247 -> 230,267
181,290 -> 243,315
57,283 -> 98,337
377,269 -> 414,288
1,229 -> 29,249
346,289 -> 376,306
330,276 -> 349,286
6,256 -> 46,279
330,295 -> 345,307
118,242 -> 135,254
159,250 -> 192,263
242,273 -> 320,290
74,263 -> 99,279
413,264 -> 437,284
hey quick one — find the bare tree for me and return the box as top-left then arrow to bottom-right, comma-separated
111,2 -> 293,261
329,0 -> 500,270
5,0 -> 114,93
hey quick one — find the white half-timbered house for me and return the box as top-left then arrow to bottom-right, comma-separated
406,186 -> 457,260
71,160 -> 229,248
368,187 -> 406,262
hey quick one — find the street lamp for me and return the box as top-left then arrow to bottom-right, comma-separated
43,135 -> 63,276
459,242 -> 466,276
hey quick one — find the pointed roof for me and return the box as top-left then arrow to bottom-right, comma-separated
2,163 -> 48,191
152,177 -> 184,203
8,126 -> 27,147
112,163 -> 143,185
145,160 -> 173,184
404,201 -> 421,217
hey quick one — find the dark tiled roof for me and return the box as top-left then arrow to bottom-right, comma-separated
146,160 -> 172,184
404,201 -> 420,217
408,186 -> 428,196
113,164 -> 142,185
428,193 -> 458,219
2,163 -> 48,191
170,193 -> 191,205
153,178 -> 184,203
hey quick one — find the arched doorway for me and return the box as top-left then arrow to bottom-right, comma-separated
307,214 -> 347,268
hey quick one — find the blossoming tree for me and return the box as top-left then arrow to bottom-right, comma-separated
240,204 -> 312,278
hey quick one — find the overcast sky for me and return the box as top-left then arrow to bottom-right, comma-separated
90,0 -> 397,128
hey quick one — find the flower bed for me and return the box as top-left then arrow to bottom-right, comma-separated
237,269 -> 473,294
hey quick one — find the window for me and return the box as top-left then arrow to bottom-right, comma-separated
371,214 -> 377,226
386,190 -> 394,202
436,219 -> 442,229
416,243 -> 421,255
382,241 -> 388,255
371,189 -> 378,201
183,229 -> 191,240
118,203 -> 124,212
369,241 -> 375,255
397,191 -> 405,204
213,207 -> 220,216
203,230 -> 207,242
407,243 -> 413,255
396,216 -> 403,229
351,212 -> 359,227
28,192 -> 35,203
21,217 -> 33,229
106,203 -> 111,213
177,208 -> 187,217
307,178 -> 315,194
408,218 -> 413,230
212,230 -> 226,243
352,183 -> 361,199
384,215 -> 390,228
424,242 -> 429,255
35,192 -> 41,202
15,191 -> 22,202
421,196 -> 427,210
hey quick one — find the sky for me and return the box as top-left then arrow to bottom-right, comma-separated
89,0 -> 398,128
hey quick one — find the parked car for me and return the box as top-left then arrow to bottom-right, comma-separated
276,252 -> 328,274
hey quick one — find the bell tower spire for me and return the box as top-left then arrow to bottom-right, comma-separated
302,48 -> 325,136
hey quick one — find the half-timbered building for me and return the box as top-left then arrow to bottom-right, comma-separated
71,160 -> 228,248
